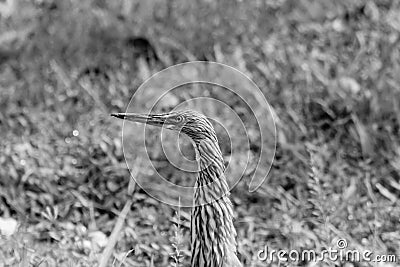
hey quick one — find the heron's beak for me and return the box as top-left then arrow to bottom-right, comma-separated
111,112 -> 168,127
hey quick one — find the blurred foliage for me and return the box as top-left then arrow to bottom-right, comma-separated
0,0 -> 400,266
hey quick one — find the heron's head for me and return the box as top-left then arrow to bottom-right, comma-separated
111,110 -> 217,143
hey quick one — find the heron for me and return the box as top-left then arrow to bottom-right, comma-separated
111,110 -> 242,267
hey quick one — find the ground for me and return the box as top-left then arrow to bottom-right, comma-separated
0,0 -> 399,266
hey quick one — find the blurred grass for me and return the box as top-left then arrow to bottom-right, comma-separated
0,0 -> 399,266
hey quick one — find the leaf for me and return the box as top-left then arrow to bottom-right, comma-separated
89,231 -> 108,248
352,114 -> 374,158
0,217 -> 18,237
339,77 -> 360,94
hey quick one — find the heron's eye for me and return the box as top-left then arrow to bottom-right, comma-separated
175,116 -> 183,123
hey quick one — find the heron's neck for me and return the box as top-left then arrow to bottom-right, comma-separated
195,138 -> 228,202
190,138 -> 238,266
197,139 -> 225,176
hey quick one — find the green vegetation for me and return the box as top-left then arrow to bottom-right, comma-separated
0,0 -> 399,266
